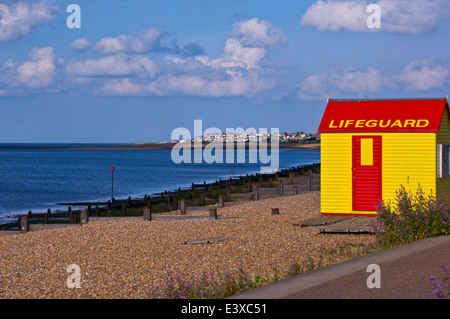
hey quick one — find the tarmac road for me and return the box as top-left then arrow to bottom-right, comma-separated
228,235 -> 450,299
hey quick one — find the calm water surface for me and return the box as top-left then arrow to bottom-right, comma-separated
0,144 -> 320,220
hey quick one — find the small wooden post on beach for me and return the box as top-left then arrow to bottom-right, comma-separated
293,186 -> 298,195
226,187 -> 231,202
253,183 -> 259,201
307,175 -> 312,191
180,199 -> 186,215
95,205 -> 99,217
45,208 -> 51,223
80,210 -> 88,225
173,194 -> 178,210
20,216 -> 29,233
73,212 -> 78,223
143,207 -> 151,221
168,191 -> 171,207
289,172 -> 294,185
219,194 -> 224,208
279,180 -> 284,195
200,191 -> 205,206
209,208 -> 217,220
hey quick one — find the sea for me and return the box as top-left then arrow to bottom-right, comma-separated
0,144 -> 320,222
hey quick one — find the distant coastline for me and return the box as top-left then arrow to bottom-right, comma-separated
0,142 -> 320,150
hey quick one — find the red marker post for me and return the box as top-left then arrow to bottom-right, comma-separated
110,166 -> 115,200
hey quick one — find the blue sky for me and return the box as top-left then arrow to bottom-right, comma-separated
1,0 -> 450,143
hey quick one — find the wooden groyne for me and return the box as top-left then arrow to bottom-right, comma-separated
0,163 -> 320,234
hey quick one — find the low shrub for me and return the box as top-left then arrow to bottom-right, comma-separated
430,265 -> 450,299
149,241 -> 375,299
149,265 -> 270,299
371,185 -> 450,248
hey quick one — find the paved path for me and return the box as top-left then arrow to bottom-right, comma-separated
229,235 -> 450,299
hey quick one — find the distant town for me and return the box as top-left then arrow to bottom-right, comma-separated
171,131 -> 321,144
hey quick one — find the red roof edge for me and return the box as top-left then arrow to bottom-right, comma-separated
318,98 -> 448,133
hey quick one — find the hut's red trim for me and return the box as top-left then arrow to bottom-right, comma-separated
318,98 -> 449,133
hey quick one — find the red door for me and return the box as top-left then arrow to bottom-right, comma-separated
352,136 -> 382,212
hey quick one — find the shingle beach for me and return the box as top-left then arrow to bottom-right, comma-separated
0,191 -> 373,299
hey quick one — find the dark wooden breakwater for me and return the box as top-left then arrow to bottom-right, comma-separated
0,163 -> 320,233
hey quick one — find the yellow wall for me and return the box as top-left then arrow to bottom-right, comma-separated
321,133 -> 353,215
437,107 -> 450,200
321,132 -> 437,216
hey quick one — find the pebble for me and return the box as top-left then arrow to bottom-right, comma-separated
0,191 -> 373,298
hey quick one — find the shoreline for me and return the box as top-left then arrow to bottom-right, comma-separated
0,142 -> 320,150
0,144 -> 320,221
0,160 -> 321,224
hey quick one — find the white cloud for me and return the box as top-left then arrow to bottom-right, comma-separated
297,67 -> 387,100
232,18 -> 287,47
0,0 -> 56,43
379,0 -> 443,34
302,0 -> 367,32
188,18 -> 287,72
301,0 -> 446,34
90,18 -> 284,97
0,59 -> 18,88
97,78 -> 144,96
97,71 -> 275,98
16,46 -> 57,88
395,59 -> 450,91
149,72 -> 275,97
95,26 -> 166,54
66,54 -> 157,78
94,26 -> 206,57
197,38 -> 267,70
70,37 -> 90,51
0,46 -> 58,93
296,58 -> 450,100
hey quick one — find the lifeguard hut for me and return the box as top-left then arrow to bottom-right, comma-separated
318,98 -> 450,217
